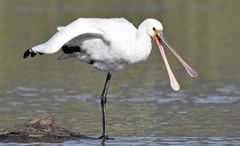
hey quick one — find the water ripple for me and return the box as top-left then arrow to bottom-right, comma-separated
193,95 -> 240,104
2,136 -> 238,146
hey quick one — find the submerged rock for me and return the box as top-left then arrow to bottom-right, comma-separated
0,113 -> 89,143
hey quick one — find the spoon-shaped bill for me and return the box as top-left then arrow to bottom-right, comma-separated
158,32 -> 198,79
155,36 -> 180,91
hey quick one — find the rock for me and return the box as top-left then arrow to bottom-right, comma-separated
0,113 -> 90,143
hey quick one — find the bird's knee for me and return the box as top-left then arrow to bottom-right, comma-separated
101,97 -> 107,104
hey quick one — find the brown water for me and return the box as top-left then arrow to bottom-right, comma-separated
0,0 -> 240,145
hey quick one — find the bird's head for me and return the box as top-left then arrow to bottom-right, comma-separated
143,19 -> 163,37
142,18 -> 198,91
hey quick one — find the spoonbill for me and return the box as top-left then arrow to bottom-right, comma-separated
23,18 -> 198,139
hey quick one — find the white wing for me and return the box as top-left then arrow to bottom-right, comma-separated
23,18 -> 136,59
23,18 -> 107,58
57,32 -> 110,63
38,18 -> 106,54
57,26 -> 65,31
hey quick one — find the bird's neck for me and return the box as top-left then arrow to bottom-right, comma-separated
133,26 -> 152,62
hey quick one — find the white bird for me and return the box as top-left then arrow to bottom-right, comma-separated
23,18 -> 198,139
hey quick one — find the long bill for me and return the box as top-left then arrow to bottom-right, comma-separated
155,31 -> 198,91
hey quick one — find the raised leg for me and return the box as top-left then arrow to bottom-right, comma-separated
98,73 -> 112,140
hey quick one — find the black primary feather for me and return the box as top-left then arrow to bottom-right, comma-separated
31,52 -> 37,57
62,45 -> 81,54
23,49 -> 31,58
23,48 -> 40,58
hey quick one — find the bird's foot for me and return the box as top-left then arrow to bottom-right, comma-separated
98,134 -> 114,140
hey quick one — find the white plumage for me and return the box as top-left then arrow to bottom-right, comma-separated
23,18 -> 197,139
24,18 -> 158,72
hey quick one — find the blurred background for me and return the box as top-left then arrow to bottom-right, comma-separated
0,0 -> 240,145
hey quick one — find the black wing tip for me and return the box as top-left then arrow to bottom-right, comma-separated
31,52 -> 37,57
23,48 -> 44,59
23,49 -> 31,59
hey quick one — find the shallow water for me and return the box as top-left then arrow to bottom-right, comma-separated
0,0 -> 240,145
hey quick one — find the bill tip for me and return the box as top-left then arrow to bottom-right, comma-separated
171,83 -> 180,91
173,87 -> 180,91
191,72 -> 198,79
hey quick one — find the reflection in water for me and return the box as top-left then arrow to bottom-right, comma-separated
0,0 -> 240,145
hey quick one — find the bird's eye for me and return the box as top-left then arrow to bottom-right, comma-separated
153,27 -> 156,31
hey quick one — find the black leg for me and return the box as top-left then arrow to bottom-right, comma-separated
99,73 -> 112,140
